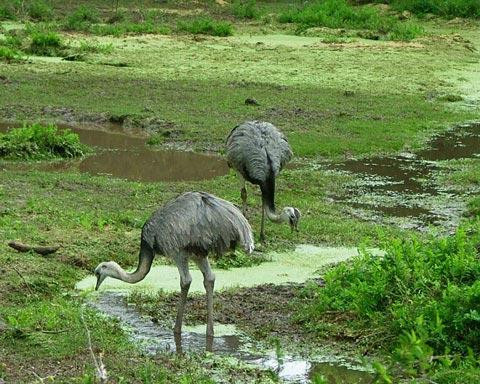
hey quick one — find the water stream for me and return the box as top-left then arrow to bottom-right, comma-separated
91,292 -> 372,384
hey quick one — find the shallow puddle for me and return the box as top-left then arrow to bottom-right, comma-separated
90,291 -> 372,384
0,122 -> 229,182
329,122 -> 480,230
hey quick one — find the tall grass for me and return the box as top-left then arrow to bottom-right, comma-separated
279,0 -> 423,41
28,0 -> 53,21
388,0 -> 480,19
177,17 -> 233,36
297,222 -> 480,379
0,124 -> 89,159
28,30 -> 63,56
232,0 -> 261,20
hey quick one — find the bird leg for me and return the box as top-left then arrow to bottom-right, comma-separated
174,253 -> 192,335
260,205 -> 266,242
194,256 -> 216,338
237,173 -> 248,216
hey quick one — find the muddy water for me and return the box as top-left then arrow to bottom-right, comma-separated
330,123 -> 480,230
91,292 -> 372,384
0,122 -> 229,182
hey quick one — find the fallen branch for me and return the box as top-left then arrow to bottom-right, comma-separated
8,241 -> 60,256
81,308 -> 108,384
11,265 -> 34,295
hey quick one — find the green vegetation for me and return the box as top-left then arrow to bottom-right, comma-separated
296,222 -> 480,381
279,0 -> 423,41
27,30 -> 63,56
178,17 -> 233,36
64,5 -> 100,31
0,123 -> 89,159
388,0 -> 480,19
28,0 -> 53,21
0,45 -> 21,61
232,0 -> 261,20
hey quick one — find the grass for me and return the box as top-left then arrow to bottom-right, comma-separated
278,0 -> 423,41
177,17 -> 233,36
232,0 -> 261,20
0,123 -> 89,159
389,0 -> 480,19
296,222 -> 480,380
0,45 -> 21,61
27,29 -> 63,56
28,0 -> 54,21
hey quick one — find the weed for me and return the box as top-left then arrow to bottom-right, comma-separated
177,17 -> 233,36
0,2 -> 16,20
0,123 -> 90,160
64,5 -> 100,31
28,0 -> 53,21
0,46 -> 21,61
90,22 -> 170,37
466,196 -> 480,217
232,0 -> 261,20
389,0 -> 480,19
279,0 -> 422,41
75,40 -> 114,54
28,30 -> 63,56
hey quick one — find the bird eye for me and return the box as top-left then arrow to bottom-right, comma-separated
102,265 -> 106,269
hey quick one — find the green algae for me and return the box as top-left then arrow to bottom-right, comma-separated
76,245 -> 383,293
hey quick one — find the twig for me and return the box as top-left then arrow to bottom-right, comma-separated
8,241 -> 60,256
11,265 -> 34,295
80,308 -> 108,384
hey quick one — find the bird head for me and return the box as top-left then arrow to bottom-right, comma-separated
94,261 -> 119,291
282,207 -> 301,232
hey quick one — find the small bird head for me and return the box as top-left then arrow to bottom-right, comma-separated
94,261 -> 119,291
282,207 -> 301,232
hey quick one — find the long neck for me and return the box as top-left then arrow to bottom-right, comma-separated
264,204 -> 285,224
117,241 -> 154,284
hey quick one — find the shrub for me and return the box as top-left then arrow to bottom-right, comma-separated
28,30 -> 63,56
389,0 -> 480,19
0,123 -> 90,160
177,17 -> 233,36
0,46 -> 22,61
278,0 -> 422,41
232,0 -> 261,20
64,5 -> 100,31
28,0 -> 53,21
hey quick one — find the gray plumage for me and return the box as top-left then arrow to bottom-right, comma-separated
94,191 -> 254,341
143,191 -> 254,256
226,121 -> 300,240
226,121 -> 292,189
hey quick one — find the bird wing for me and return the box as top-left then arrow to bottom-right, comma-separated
226,121 -> 292,184
142,192 -> 254,256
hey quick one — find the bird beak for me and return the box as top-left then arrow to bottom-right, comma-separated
95,274 -> 106,291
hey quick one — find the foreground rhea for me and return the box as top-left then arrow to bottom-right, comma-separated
94,191 -> 254,337
226,121 -> 301,241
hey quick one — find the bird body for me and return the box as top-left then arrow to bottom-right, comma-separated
94,191 -> 254,339
226,121 -> 300,240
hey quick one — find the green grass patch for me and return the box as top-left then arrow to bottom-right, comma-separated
27,29 -> 63,56
296,222 -> 480,380
0,45 -> 22,61
177,17 -> 233,36
0,123 -> 90,160
90,21 -> 170,36
214,249 -> 266,269
278,0 -> 423,41
28,0 -> 53,21
389,0 -> 480,19
64,5 -> 100,31
232,0 -> 261,20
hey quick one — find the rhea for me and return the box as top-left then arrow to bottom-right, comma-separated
94,191 -> 254,337
226,121 -> 301,241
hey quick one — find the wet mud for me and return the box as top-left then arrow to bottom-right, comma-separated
0,122 -> 229,182
329,122 -> 480,231
91,290 -> 372,384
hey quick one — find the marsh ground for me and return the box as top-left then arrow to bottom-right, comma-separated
1,1 -> 479,382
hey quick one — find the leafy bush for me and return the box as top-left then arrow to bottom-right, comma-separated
28,0 -> 53,21
297,222 -> 480,378
0,46 -> 22,61
389,0 -> 480,19
0,123 -> 90,160
232,0 -> 261,20
28,30 -> 63,56
278,0 -> 422,41
177,17 -> 233,37
64,5 -> 100,31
